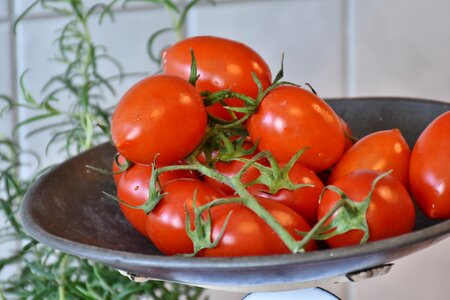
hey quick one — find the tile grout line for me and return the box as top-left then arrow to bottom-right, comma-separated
344,0 -> 355,98
7,0 -> 18,128
6,0 -> 22,259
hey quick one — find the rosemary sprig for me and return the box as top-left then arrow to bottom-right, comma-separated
7,1 -> 125,157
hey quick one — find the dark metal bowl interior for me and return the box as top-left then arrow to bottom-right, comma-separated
20,97 -> 450,292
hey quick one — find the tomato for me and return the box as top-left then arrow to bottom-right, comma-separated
410,111 -> 450,219
248,162 -> 324,226
248,85 -> 345,171
163,36 -> 272,120
146,178 -> 225,255
318,170 -> 415,248
116,163 -> 197,237
111,74 -> 207,165
328,129 -> 411,188
198,197 -> 317,257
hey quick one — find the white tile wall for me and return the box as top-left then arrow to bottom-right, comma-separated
0,1 -> 8,19
88,8 -> 175,100
188,0 -> 347,98
14,0 -> 113,17
14,0 -> 38,16
1,1 -> 450,299
351,0 -> 450,102
13,0 -> 184,18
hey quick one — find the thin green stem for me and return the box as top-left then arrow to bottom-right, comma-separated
157,161 -> 234,191
58,254 -> 69,300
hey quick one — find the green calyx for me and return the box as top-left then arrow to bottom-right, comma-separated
103,161 -> 165,214
194,126 -> 254,167
184,196 -> 241,256
240,148 -> 314,194
313,186 -> 371,243
188,49 -> 200,86
305,170 -> 393,244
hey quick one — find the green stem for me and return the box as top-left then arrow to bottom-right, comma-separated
264,152 -> 282,181
197,197 -> 244,213
157,161 -> 234,191
58,254 -> 69,300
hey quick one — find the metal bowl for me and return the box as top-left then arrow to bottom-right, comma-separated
20,97 -> 450,292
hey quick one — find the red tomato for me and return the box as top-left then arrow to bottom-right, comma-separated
163,36 -> 272,120
111,74 -> 207,165
318,170 -> 415,248
410,111 -> 450,219
248,162 -> 324,226
116,163 -> 197,237
248,85 -> 345,171
146,178 -> 225,255
198,197 -> 317,257
328,129 -> 411,188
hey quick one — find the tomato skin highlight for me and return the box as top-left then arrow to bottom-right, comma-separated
198,197 -> 317,257
146,179 -> 225,255
116,163 -> 197,237
247,162 -> 324,226
111,74 -> 207,165
248,85 -> 345,172
328,129 -> 411,188
318,170 -> 415,248
163,36 -> 272,120
410,111 -> 450,219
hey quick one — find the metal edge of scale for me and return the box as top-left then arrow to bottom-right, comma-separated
117,263 -> 393,293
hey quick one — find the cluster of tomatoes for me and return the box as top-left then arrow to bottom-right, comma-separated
110,36 -> 450,257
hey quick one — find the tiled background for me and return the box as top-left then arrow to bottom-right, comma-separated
1,0 -> 450,299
